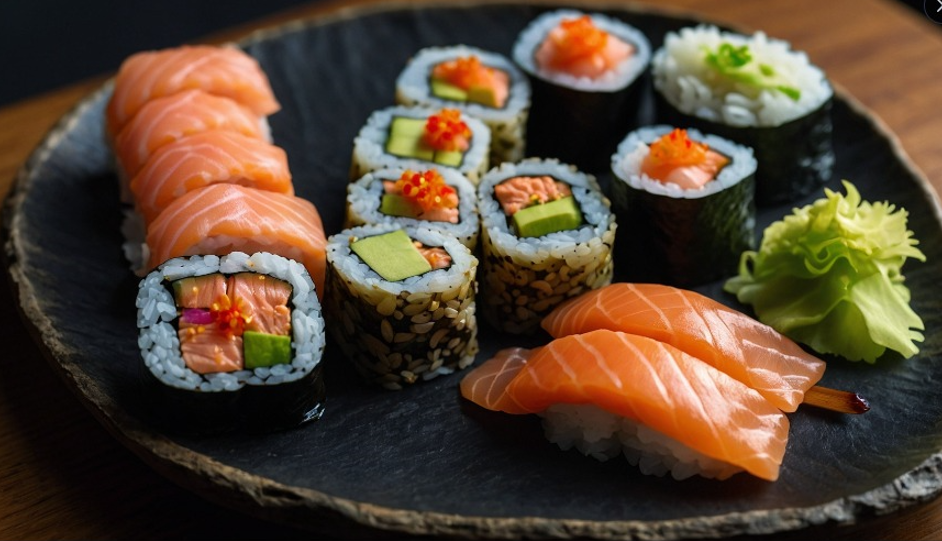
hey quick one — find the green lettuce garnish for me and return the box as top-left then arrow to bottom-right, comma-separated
724,180 -> 926,363
703,43 -> 801,101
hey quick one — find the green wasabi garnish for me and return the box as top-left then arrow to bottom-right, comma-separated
703,43 -> 801,101
724,181 -> 925,363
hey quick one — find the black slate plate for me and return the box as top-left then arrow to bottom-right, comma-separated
4,2 -> 942,539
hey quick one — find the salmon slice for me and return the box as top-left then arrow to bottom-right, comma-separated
114,89 -> 270,183
541,283 -> 826,412
460,330 -> 789,481
106,44 -> 280,138
145,184 -> 326,298
130,130 -> 293,226
639,129 -> 730,190
534,15 -> 634,79
227,273 -> 292,335
431,55 -> 510,108
178,321 -> 244,374
493,176 -> 572,215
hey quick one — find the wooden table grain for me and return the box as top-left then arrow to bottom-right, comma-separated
2,0 -> 941,538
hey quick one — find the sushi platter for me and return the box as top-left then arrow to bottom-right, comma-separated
4,1 -> 942,539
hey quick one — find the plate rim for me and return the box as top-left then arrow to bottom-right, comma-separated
4,1 -> 942,539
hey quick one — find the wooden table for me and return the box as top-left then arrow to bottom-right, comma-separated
2,0 -> 941,538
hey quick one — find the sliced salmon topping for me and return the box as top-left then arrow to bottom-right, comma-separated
493,176 -> 572,215
414,242 -> 452,270
640,129 -> 730,190
534,15 -> 634,79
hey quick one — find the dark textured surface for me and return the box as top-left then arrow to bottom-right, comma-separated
4,3 -> 942,539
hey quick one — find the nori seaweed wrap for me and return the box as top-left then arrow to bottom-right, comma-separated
512,10 -> 652,173
610,126 -> 757,287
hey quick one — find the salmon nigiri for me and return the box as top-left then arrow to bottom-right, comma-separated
106,44 -> 280,138
540,283 -> 826,412
113,89 -> 271,184
129,130 -> 293,226
145,184 -> 326,297
460,330 -> 789,481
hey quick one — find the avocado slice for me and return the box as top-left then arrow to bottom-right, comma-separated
386,117 -> 434,161
350,229 -> 432,281
243,331 -> 292,368
430,78 -> 468,102
512,196 -> 583,238
380,193 -> 420,218
434,150 -> 464,167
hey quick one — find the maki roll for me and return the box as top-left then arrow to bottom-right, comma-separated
652,25 -> 833,205
512,10 -> 651,173
350,105 -> 490,184
324,224 -> 479,390
346,167 -> 480,250
135,251 -> 326,433
478,158 -> 616,334
395,45 -> 531,165
610,126 -> 757,286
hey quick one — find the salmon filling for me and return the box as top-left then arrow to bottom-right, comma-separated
534,15 -> 634,79
494,176 -> 572,215
431,55 -> 510,108
172,272 -> 293,374
640,129 -> 730,190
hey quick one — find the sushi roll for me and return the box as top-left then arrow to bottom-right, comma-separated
135,251 -> 326,433
512,10 -> 651,173
610,125 -> 757,286
395,45 -> 531,165
651,25 -> 833,205
477,158 -> 616,334
345,167 -> 480,250
459,329 -> 790,481
324,224 -> 479,390
351,105 -> 491,185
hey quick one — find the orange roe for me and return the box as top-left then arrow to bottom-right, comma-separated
210,294 -> 251,338
395,169 -> 458,212
424,108 -> 471,152
545,15 -> 609,67
646,129 -> 709,168
432,55 -> 491,90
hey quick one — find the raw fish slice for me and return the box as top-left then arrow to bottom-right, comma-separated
114,89 -> 270,183
106,44 -> 280,138
541,283 -> 825,412
130,130 -> 293,225
460,330 -> 789,481
145,184 -> 326,298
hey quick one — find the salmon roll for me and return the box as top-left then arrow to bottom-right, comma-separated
345,167 -> 479,250
610,125 -> 756,286
651,25 -> 833,204
143,184 -> 327,298
324,224 -> 479,390
350,105 -> 490,185
112,89 -> 272,198
106,44 -> 280,139
477,158 -> 616,334
512,10 -> 651,173
135,251 -> 326,433
395,45 -> 531,164
129,130 -> 294,227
